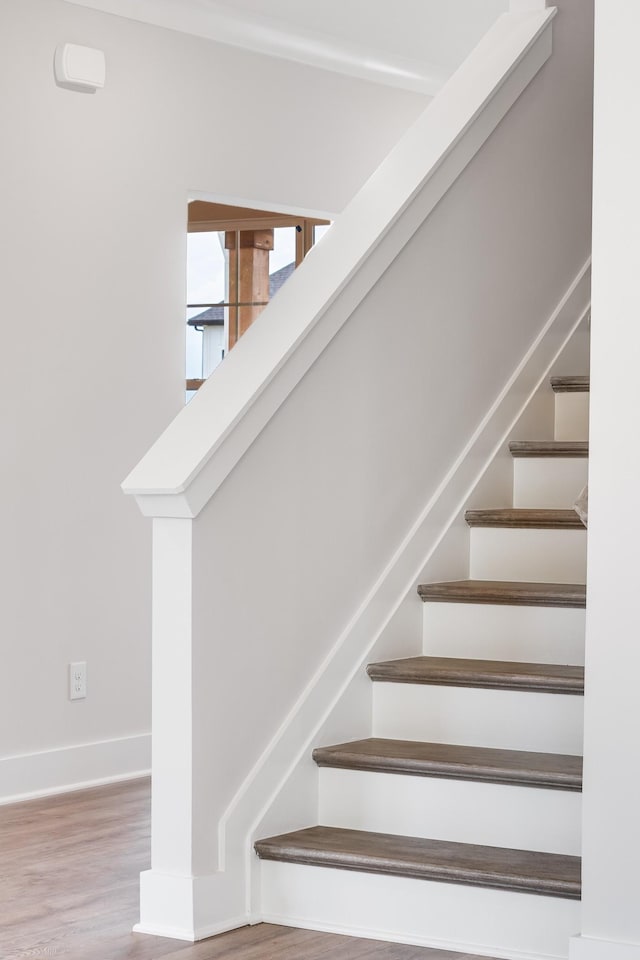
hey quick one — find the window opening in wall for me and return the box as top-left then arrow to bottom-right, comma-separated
185,201 -> 331,402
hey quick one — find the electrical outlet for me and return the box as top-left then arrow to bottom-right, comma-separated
69,661 -> 87,700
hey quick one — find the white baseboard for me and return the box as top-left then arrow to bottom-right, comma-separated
259,911 -> 567,960
0,733 -> 151,804
570,936 -> 640,960
137,867 -> 249,941
133,916 -> 248,942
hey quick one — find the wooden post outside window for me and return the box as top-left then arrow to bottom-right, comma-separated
225,229 -> 274,350
295,220 -> 316,267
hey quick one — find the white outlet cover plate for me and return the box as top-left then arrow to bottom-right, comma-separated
69,661 -> 87,700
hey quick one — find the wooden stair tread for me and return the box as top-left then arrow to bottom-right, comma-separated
509,441 -> 588,458
366,656 -> 584,694
418,580 -> 586,607
551,376 -> 590,393
312,738 -> 582,790
254,826 -> 581,899
465,508 -> 584,528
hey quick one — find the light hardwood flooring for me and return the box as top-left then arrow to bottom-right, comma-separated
0,777 -> 494,960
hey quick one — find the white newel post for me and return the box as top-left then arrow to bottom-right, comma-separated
135,517 -> 202,938
133,514 -> 246,940
130,509 -> 248,941
570,2 -> 640,959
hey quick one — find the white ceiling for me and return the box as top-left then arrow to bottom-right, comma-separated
222,0 -> 510,70
62,0 -> 510,95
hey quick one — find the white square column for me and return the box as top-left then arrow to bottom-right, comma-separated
573,2 -> 640,957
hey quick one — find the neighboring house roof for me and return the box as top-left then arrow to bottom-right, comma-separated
268,260 -> 295,298
187,304 -> 225,327
188,261 -> 295,327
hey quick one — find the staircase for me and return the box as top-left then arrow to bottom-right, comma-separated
254,375 -> 589,960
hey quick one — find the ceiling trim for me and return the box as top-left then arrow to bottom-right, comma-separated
62,0 -> 445,95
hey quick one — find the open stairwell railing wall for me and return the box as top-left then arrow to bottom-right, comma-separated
122,0 -> 593,944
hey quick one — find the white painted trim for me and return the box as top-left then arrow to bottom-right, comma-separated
259,911 -> 568,960
149,517 -> 196,877
123,9 -> 556,517
133,915 -> 248,943
570,937 -> 640,960
61,0 -> 446,94
137,867 -> 249,941
0,733 -> 151,804
232,264 -> 590,910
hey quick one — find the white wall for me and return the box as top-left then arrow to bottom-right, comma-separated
572,2 -> 640,958
221,0 -> 508,70
0,0 -> 428,797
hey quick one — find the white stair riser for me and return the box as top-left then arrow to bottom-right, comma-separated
513,458 -> 588,508
554,393 -> 590,441
372,684 -> 583,754
423,602 -> 585,664
469,528 -> 587,582
318,768 -> 582,855
258,861 -> 581,960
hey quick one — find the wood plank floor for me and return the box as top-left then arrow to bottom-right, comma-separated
0,777 -> 496,960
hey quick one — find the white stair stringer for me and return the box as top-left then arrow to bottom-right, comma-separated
423,602 -> 586,664
319,768 -> 582,855
259,860 -> 582,960
554,393 -> 590,442
513,458 -> 588,508
253,370 -> 589,959
372,684 -> 583,754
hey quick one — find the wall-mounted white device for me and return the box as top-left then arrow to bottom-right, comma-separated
54,43 -> 106,93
